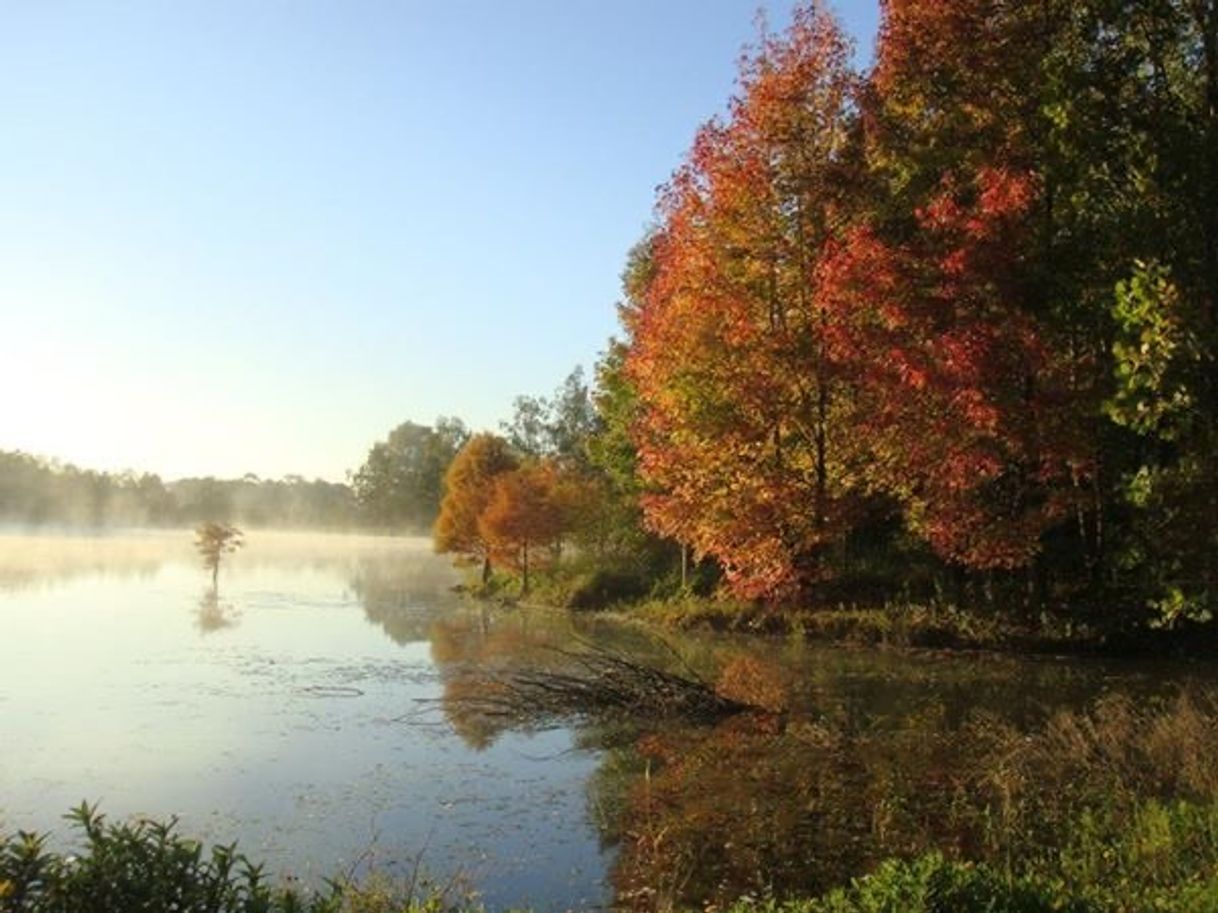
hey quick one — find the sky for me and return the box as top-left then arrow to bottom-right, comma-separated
0,1 -> 879,482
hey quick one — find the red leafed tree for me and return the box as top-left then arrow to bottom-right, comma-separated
818,168 -> 1086,568
623,0 -> 1092,598
625,2 -> 866,599
478,461 -> 569,595
856,0 -> 1091,569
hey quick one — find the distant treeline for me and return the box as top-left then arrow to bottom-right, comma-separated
0,451 -> 359,529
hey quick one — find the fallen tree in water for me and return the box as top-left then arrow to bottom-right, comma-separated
428,642 -> 755,731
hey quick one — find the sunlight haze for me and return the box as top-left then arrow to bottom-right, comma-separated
0,1 -> 879,481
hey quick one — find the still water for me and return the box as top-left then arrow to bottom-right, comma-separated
1,531 -> 1213,909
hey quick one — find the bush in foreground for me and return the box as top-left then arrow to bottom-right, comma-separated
0,803 -> 462,913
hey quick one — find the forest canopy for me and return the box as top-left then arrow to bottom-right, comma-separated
606,0 -> 1218,625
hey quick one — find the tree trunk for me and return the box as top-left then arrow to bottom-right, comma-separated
521,542 -> 530,596
481,555 -> 492,585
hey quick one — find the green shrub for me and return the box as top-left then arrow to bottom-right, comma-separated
806,854 -> 1076,913
0,804 -> 472,913
0,803 -> 302,913
564,567 -> 651,610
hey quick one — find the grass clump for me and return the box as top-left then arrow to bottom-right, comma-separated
526,561 -> 653,611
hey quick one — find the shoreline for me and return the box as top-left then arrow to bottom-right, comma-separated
463,585 -> 1218,663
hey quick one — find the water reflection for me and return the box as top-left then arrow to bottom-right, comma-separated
194,587 -> 241,633
0,531 -> 601,912
0,530 -> 169,592
5,531 -> 1216,912
350,550 -> 463,646
416,607 -> 1218,910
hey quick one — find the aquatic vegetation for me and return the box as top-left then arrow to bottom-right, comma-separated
429,642 -> 752,734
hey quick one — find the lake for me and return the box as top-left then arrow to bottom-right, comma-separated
2,531 -> 1213,910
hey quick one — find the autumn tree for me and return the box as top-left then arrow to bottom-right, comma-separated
625,3 -> 867,598
478,461 -> 572,595
604,0 -> 1218,623
194,522 -> 243,590
815,170 -> 1086,570
870,0 -> 1218,616
433,433 -> 518,583
578,238 -> 700,578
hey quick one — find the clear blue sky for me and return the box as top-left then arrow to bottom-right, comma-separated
0,1 -> 879,482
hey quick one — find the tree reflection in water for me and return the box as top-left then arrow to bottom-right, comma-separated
349,549 -> 464,646
194,587 -> 240,633
406,607 -> 1218,911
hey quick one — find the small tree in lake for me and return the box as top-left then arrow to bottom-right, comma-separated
194,522 -> 244,589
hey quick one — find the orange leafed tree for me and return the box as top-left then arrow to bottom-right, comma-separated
433,433 -> 518,583
622,0 -> 1092,599
478,461 -> 570,595
625,3 -> 866,599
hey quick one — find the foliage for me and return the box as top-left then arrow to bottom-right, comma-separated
625,4 -> 865,599
1107,261 -> 1204,441
433,434 -> 518,582
539,564 -> 653,611
477,461 -> 571,595
350,419 -> 469,532
0,802 -> 308,913
0,803 -> 477,913
602,0 -> 1218,625
500,367 -> 598,464
753,854 -> 1074,913
733,799 -> 1218,912
194,522 -> 244,587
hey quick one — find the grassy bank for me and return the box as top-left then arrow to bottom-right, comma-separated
469,563 -> 1216,657
620,596 -> 1126,655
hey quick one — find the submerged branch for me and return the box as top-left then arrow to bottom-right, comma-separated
427,643 -> 755,730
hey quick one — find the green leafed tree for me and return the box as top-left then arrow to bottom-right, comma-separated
501,367 -> 599,464
350,417 -> 469,532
